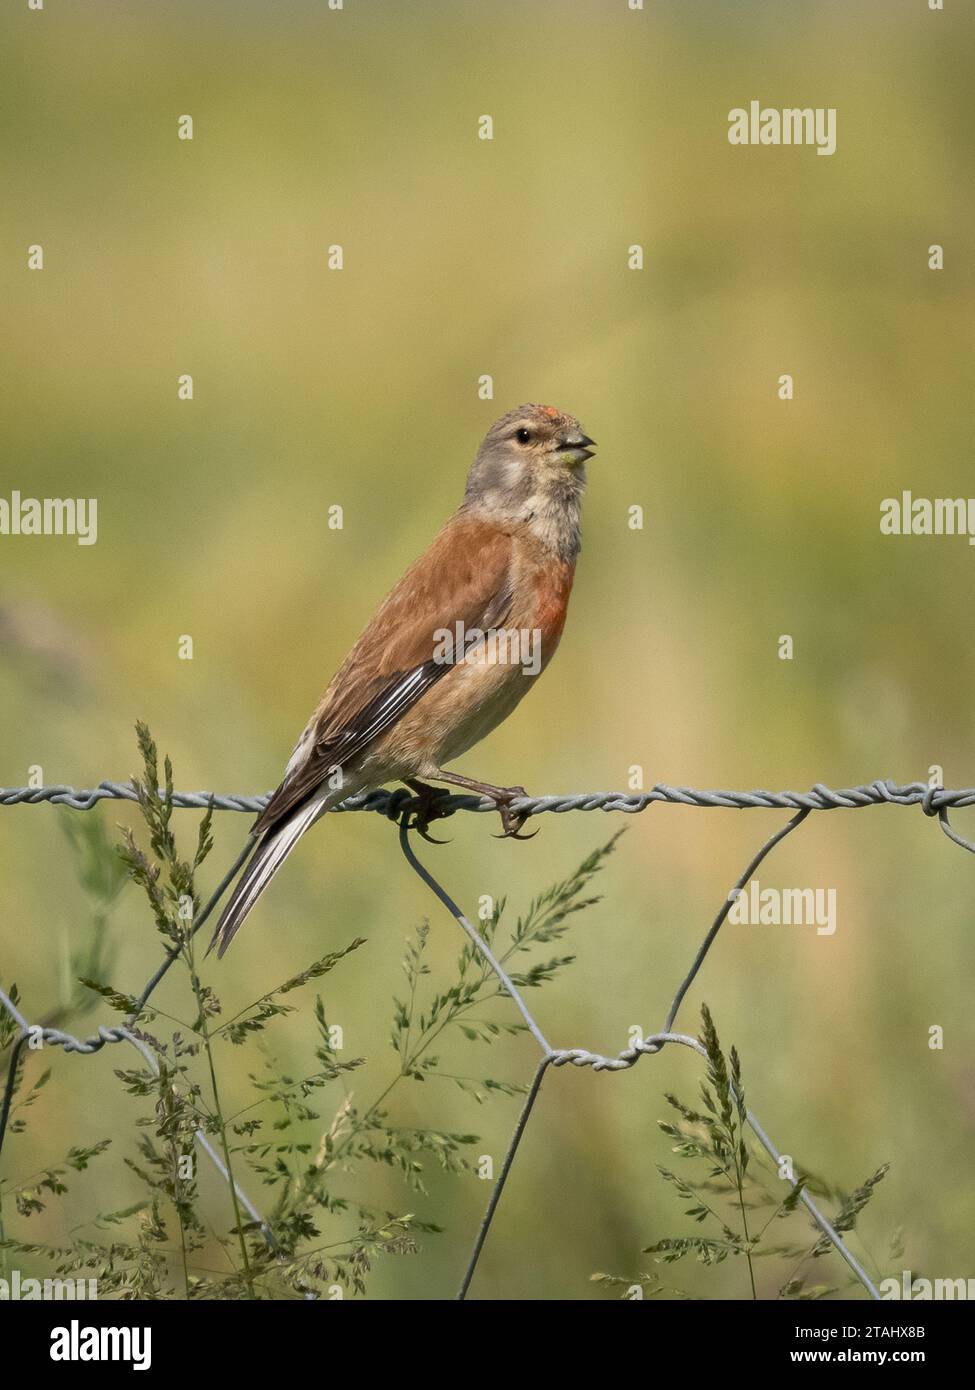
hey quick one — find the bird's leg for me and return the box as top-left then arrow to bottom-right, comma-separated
428,769 -> 537,840
404,778 -> 453,844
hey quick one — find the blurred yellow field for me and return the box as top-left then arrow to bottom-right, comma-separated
1,0 -> 973,1304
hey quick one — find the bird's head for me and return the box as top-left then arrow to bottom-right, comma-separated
464,403 -> 595,516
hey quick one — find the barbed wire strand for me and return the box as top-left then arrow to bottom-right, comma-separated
1,777 -> 972,1300
398,818 -> 880,1301
2,777 -> 975,817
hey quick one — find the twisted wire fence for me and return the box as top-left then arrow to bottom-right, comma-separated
2,777 -> 973,1299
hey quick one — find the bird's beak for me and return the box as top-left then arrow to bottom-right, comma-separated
556,431 -> 596,465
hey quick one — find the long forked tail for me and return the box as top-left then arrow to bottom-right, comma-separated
209,790 -> 332,958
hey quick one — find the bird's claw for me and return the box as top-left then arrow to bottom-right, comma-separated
492,787 -> 538,840
402,783 -> 453,844
410,815 -> 452,845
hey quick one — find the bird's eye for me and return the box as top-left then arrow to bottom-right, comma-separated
515,428 -> 531,444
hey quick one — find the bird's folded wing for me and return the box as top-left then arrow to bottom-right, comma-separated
251,512 -> 515,835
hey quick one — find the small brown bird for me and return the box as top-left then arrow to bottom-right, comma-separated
210,403 -> 595,956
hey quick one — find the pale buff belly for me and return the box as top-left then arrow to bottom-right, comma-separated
363,645 -> 551,782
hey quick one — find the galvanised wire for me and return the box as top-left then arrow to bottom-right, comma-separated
2,776 -> 974,1300
1,777 -> 973,816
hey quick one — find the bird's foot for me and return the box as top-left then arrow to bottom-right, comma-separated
490,785 -> 538,840
403,779 -> 453,844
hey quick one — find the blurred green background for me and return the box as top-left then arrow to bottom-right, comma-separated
2,0 -> 974,1299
